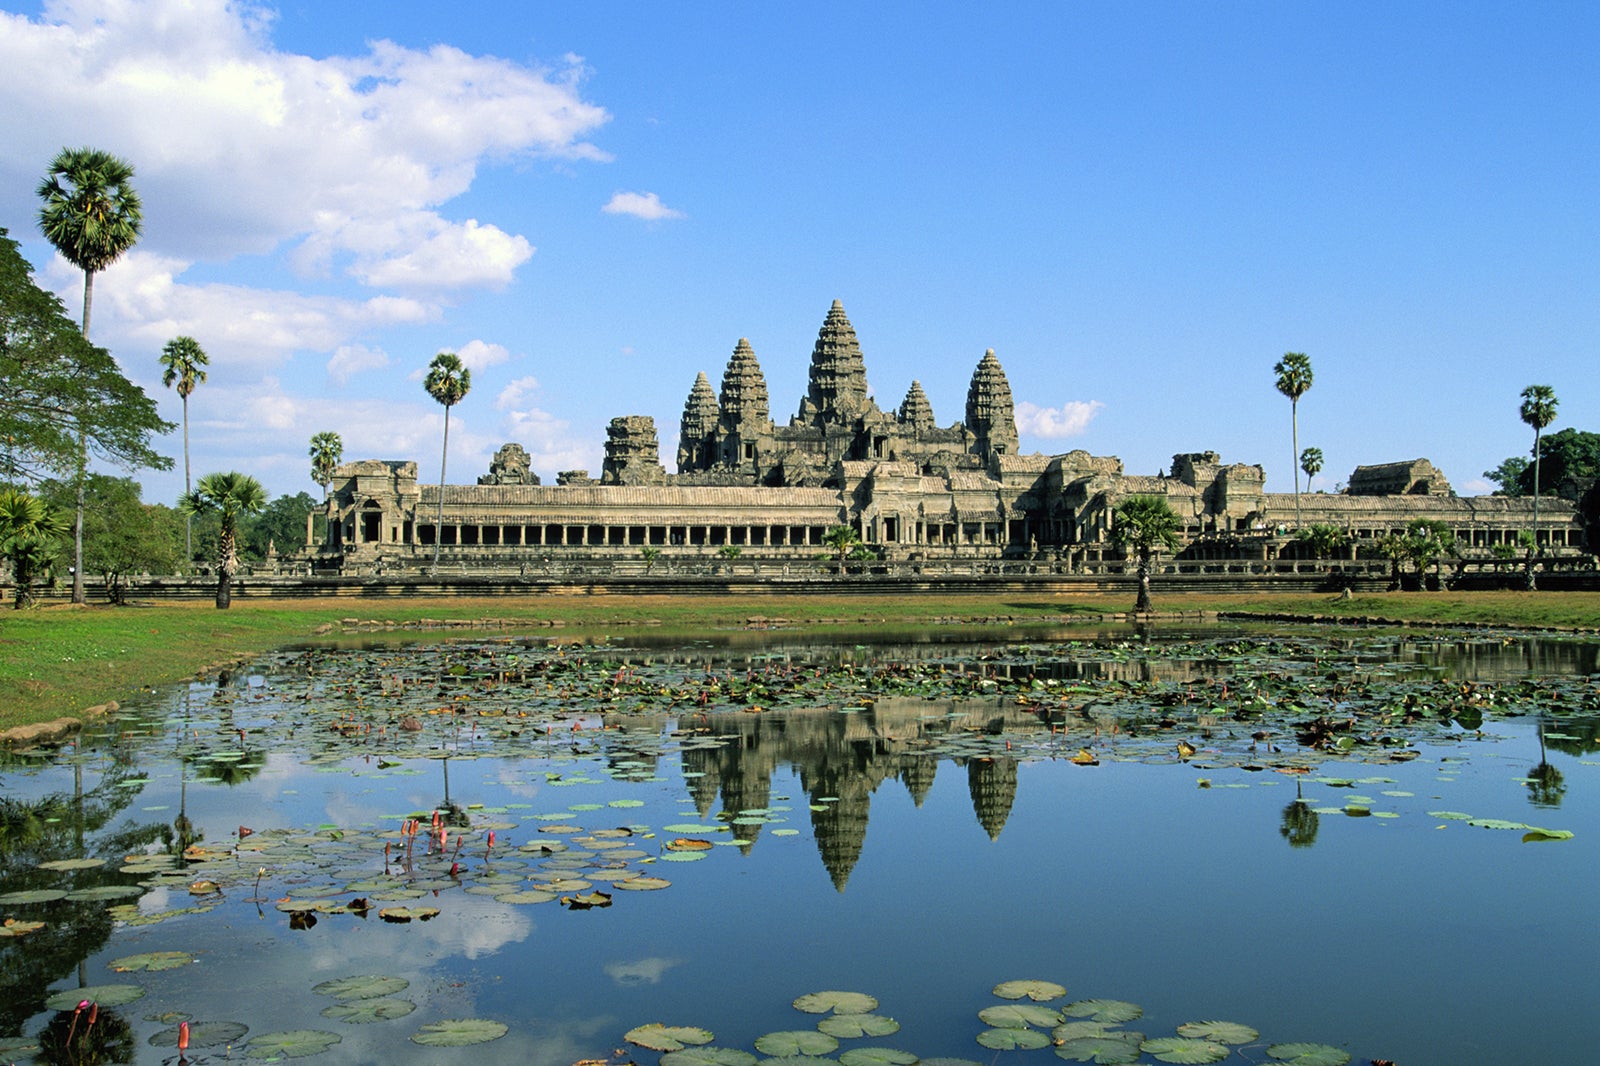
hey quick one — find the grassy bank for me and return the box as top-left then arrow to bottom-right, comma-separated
2,590 -> 1597,734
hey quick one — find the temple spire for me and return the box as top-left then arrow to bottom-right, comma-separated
676,371 -> 719,471
899,380 -> 935,432
965,348 -> 1018,458
719,338 -> 770,427
801,300 -> 870,425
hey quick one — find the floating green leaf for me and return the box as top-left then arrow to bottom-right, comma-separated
1052,1033 -> 1143,1064
38,857 -> 106,871
1265,1043 -> 1351,1065
992,979 -> 1067,1002
755,1030 -> 841,1056
45,984 -> 145,1010
977,1028 -> 1051,1050
245,1029 -> 343,1058
149,1021 -> 249,1047
627,1025 -> 717,1052
839,1048 -> 917,1066
979,1004 -> 1061,1029
321,998 -> 416,1023
411,1018 -> 509,1047
66,885 -> 145,901
818,1014 -> 900,1039
109,950 -> 194,972
613,876 -> 672,891
312,975 -> 409,1001
660,1048 -> 759,1066
0,889 -> 67,905
1522,828 -> 1574,842
497,889 -> 559,904
1062,1000 -> 1142,1024
794,991 -> 879,1016
1139,1036 -> 1228,1063
1175,1021 -> 1258,1044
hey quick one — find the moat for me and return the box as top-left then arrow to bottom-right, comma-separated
1,626 -> 1595,1065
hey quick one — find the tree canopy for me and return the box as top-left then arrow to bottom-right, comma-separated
0,227 -> 172,484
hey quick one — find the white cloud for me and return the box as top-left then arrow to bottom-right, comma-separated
496,376 -> 543,411
604,956 -> 682,985
1461,478 -> 1494,495
1015,399 -> 1104,439
602,191 -> 685,221
456,339 -> 513,372
326,344 -> 390,385
0,0 -> 609,287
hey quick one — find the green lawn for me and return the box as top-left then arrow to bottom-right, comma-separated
2,590 -> 1596,734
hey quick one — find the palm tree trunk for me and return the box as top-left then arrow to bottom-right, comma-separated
216,523 -> 235,609
1527,428 -> 1542,590
182,394 -> 192,566
432,406 -> 450,574
71,269 -> 95,606
1291,398 -> 1301,531
1134,553 -> 1153,612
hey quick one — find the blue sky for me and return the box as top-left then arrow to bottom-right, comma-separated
1,1 -> 1594,505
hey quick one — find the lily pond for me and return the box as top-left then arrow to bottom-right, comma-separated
2,624 -> 1597,1066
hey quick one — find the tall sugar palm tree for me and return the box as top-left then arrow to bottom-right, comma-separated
423,352 -> 471,574
1273,352 -> 1314,530
160,336 -> 209,565
37,146 -> 143,605
179,471 -> 267,609
1299,446 -> 1324,493
1110,494 -> 1182,612
1518,384 -> 1558,589
308,431 -> 343,546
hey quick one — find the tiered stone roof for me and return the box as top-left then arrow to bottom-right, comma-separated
680,372 -> 718,441
802,299 -> 870,423
898,380 -> 935,431
719,338 -> 769,425
965,348 -> 1018,453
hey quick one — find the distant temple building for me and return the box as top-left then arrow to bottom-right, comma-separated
317,301 -> 1585,569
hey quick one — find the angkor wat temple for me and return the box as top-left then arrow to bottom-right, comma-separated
318,301 -> 1585,571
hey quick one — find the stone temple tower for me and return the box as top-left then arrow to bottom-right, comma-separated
797,300 -> 872,427
965,348 -> 1019,459
677,372 -> 718,472
713,338 -> 773,475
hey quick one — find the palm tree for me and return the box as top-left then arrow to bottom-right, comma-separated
308,431 -> 343,544
1299,446 -> 1324,493
1273,352 -> 1314,530
1110,495 -> 1182,612
178,472 -> 267,609
159,336 -> 209,565
1518,384 -> 1557,589
37,147 -> 143,606
821,523 -> 862,574
423,352 -> 471,574
0,488 -> 71,608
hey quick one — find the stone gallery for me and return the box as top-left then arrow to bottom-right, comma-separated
317,301 -> 1582,570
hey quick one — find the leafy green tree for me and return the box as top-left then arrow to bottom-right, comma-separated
159,336 -> 208,563
1273,352 -> 1313,529
0,228 -> 170,491
1483,455 -> 1528,497
821,523 -> 862,573
1518,384 -> 1558,589
423,352 -> 471,573
640,546 -> 661,571
1293,522 -> 1348,560
40,475 -> 182,602
1299,446 -> 1323,492
1519,428 -> 1599,499
1110,495 -> 1182,612
179,471 -> 267,609
38,147 -> 144,606
0,487 -> 69,608
1401,518 -> 1457,590
242,492 -> 316,560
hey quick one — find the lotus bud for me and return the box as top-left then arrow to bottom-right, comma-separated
178,1021 -> 190,1050
487,831 -> 495,848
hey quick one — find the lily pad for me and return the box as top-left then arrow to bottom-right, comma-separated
411,1018 -> 510,1047
0,918 -> 45,937
109,950 -> 194,972
660,1048 -> 760,1066
627,1025 -> 718,1052
976,1028 -> 1051,1050
1052,1033 -> 1143,1064
1062,1000 -> 1142,1024
378,906 -> 440,922
793,991 -> 879,1016
321,997 -> 416,1023
1265,1043 -> 1351,1065
312,974 -> 410,1000
149,1020 -> 250,1047
497,889 -> 559,904
66,885 -> 145,901
0,889 -> 67,905
979,1004 -> 1062,1029
1175,1021 -> 1257,1044
1522,828 -> 1574,842
45,984 -> 146,1010
613,876 -> 672,891
818,1014 -> 900,1039
755,1030 -> 841,1057
38,857 -> 107,871
245,1029 -> 343,1058
992,979 -> 1067,1002
1139,1036 -> 1228,1064
838,1048 -> 917,1066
